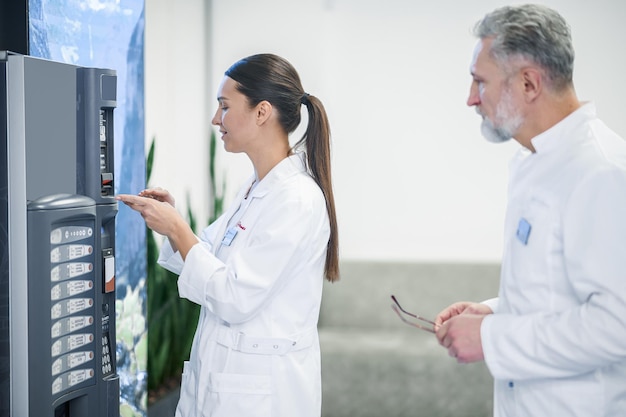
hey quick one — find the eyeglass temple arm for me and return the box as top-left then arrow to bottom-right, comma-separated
391,295 -> 437,326
391,304 -> 436,333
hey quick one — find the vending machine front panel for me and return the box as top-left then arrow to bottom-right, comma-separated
3,52 -> 119,417
27,195 -> 99,416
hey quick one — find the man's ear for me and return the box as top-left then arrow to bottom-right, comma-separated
521,67 -> 542,102
255,100 -> 273,125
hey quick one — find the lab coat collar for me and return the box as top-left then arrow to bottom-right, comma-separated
246,153 -> 308,199
530,102 -> 597,154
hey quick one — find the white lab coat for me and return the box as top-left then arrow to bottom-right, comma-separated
158,153 -> 329,417
480,103 -> 626,417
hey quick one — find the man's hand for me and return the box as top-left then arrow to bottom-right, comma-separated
434,301 -> 493,363
435,301 -> 493,326
436,314 -> 486,363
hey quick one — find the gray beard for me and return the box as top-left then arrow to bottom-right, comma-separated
477,88 -> 523,144
480,118 -> 513,143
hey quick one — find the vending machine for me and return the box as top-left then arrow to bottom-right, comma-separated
0,51 -> 119,417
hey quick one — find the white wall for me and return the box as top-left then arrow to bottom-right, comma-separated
145,0 -> 626,263
144,0 -> 211,219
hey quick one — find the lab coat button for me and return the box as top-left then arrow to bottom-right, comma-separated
508,381 -> 514,388
273,345 -> 279,349
252,344 -> 258,348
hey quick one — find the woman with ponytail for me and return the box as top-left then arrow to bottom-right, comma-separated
117,53 -> 338,417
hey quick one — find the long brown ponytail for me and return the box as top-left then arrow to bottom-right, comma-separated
225,53 -> 339,282
295,94 -> 339,282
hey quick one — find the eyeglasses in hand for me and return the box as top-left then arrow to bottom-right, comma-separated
390,295 -> 437,334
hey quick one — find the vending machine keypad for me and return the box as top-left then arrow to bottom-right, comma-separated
49,223 -> 96,397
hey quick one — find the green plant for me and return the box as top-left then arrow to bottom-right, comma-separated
208,130 -> 226,223
146,131 -> 225,392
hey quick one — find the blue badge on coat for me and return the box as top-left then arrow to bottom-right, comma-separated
516,218 -> 531,245
221,227 -> 238,246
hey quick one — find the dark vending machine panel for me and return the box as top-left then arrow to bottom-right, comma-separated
99,110 -> 114,196
27,195 -> 99,416
96,205 -> 118,389
77,66 -> 120,416
77,67 -> 117,201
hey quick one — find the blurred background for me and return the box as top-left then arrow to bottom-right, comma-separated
144,1 -> 626,416
5,1 -> 624,416
146,0 -> 626,264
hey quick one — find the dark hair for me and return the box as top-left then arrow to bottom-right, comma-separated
474,4 -> 574,91
225,54 -> 339,282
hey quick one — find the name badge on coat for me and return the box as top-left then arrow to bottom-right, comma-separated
516,218 -> 531,245
221,227 -> 238,246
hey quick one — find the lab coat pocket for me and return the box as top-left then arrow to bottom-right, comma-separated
175,361 -> 195,417
206,372 -> 272,416
510,198 -> 556,300
551,374 -> 601,417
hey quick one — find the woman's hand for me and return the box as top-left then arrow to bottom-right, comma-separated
116,193 -> 181,237
138,187 -> 176,207
116,192 -> 198,259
